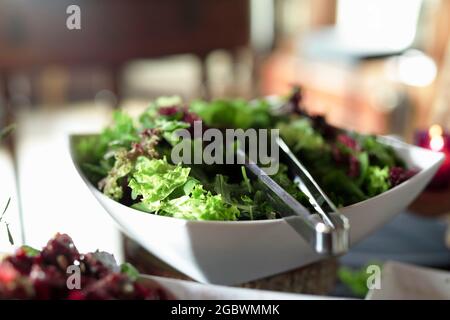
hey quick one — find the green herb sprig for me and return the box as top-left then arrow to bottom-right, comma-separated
1,124 -> 15,245
0,198 -> 14,245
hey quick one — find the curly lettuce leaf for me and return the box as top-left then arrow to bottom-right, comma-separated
98,149 -> 134,201
130,162 -> 240,221
365,166 -> 390,197
278,118 -> 325,152
139,96 -> 183,128
190,99 -> 273,129
210,169 -> 277,220
154,118 -> 190,146
78,111 -> 139,184
160,185 -> 240,221
102,111 -> 140,150
129,157 -> 190,212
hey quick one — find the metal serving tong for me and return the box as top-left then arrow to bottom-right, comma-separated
237,138 -> 349,256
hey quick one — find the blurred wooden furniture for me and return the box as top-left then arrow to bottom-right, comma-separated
424,0 -> 450,68
430,27 -> 450,128
409,189 -> 450,217
408,188 -> 450,251
261,48 -> 401,134
0,0 -> 250,107
263,0 -> 430,136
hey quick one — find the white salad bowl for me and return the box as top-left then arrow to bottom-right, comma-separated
69,135 -> 444,285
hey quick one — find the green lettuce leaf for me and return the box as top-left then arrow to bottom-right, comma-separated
99,149 -> 134,201
128,157 -> 239,221
139,96 -> 183,128
278,118 -> 325,152
120,262 -> 140,281
365,166 -> 390,197
160,185 -> 240,221
154,118 -> 190,146
129,156 -> 191,212
21,245 -> 40,257
78,111 -> 139,184
102,111 -> 140,150
338,262 -> 382,298
190,99 -> 274,129
359,136 -> 403,168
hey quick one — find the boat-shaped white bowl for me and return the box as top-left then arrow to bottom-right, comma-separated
69,135 -> 444,285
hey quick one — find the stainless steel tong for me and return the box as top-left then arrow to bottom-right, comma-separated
237,137 -> 350,255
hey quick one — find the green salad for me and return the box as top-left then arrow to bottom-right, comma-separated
76,90 -> 416,221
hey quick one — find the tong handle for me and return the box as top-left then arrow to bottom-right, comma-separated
276,137 -> 349,254
237,145 -> 349,255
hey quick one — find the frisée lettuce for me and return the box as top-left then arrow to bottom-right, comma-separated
128,157 -> 239,221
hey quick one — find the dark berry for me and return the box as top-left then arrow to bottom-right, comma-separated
158,106 -> 180,117
389,167 -> 417,187
40,233 -> 80,270
29,264 -> 67,300
0,262 -> 34,299
79,253 -> 113,279
3,247 -> 36,275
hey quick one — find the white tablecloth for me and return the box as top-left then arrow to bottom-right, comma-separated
14,103 -> 126,259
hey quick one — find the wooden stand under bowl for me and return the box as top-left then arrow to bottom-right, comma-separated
122,234 -> 338,296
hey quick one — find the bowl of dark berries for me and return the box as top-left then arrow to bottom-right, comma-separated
0,233 -> 172,300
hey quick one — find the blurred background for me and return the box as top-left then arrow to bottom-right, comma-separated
1,0 -> 450,135
0,0 -> 450,295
